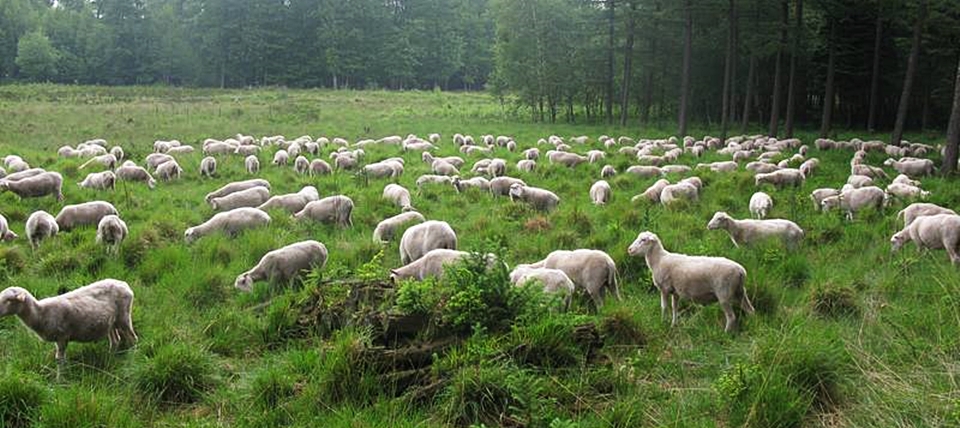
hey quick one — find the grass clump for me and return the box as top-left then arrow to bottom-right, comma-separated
437,365 -> 548,427
714,362 -> 810,428
135,343 -> 217,405
810,283 -> 859,318
0,372 -> 47,428
38,387 -> 136,428
507,315 -> 591,368
599,306 -> 647,347
308,329 -> 381,406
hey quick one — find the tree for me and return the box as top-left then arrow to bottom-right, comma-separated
866,5 -> 883,132
604,0 -> 615,124
784,0 -> 802,138
819,21 -> 836,138
15,30 -> 58,81
720,0 -> 736,142
618,0 -> 636,127
942,54 -> 960,175
890,0 -> 927,146
678,0 -> 692,137
768,0 -> 788,137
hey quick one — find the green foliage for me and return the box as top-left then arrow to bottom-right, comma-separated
507,314 -> 591,368
15,30 -> 58,82
308,329 -> 381,406
135,343 -> 217,405
714,362 -> 810,428
0,372 -> 46,428
38,386 -> 136,428
438,365 -> 549,427
810,283 -> 860,318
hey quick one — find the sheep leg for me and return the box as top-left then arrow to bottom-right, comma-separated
659,289 -> 669,321
946,239 -> 960,265
55,341 -> 68,381
670,295 -> 679,327
721,301 -> 737,333
728,235 -> 740,248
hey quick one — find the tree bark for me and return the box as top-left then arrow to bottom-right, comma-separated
619,0 -> 637,127
768,0 -> 788,137
741,54 -> 756,134
641,2 -> 660,124
891,0 -> 926,146
728,2 -> 739,125
784,0 -> 802,138
820,22 -> 836,138
605,0 -> 616,124
678,0 -> 693,137
942,55 -> 960,175
720,0 -> 736,143
867,14 -> 883,132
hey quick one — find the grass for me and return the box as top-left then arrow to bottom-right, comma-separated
0,83 -> 957,426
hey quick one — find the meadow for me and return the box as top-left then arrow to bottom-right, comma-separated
0,84 -> 958,427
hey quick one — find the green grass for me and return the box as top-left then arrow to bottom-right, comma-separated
0,83 -> 957,426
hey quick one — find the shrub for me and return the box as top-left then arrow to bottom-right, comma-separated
0,373 -> 47,428
135,343 -> 217,404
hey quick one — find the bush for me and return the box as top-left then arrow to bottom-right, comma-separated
135,343 -> 217,404
0,373 -> 47,428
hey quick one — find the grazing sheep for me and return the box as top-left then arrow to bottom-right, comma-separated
749,192 -> 773,219
293,195 -> 354,227
846,174 -> 874,188
696,161 -> 738,173
886,183 -> 930,201
416,174 -> 454,189
96,215 -> 127,254
383,184 -> 414,211
485,159 -> 507,177
78,171 -> 116,190
204,179 -> 270,203
431,159 -> 460,176
0,214 -> 16,241
166,145 -> 195,156
294,156 -> 309,175
526,249 -> 620,309
244,155 -> 260,174
235,240 -> 329,292
884,158 -> 935,177
145,153 -> 174,170
398,220 -> 458,264
547,151 -> 588,168
234,145 -> 260,157
810,188 -> 840,210
362,161 -> 403,179
55,201 -> 119,231
155,159 -> 183,181
25,210 -> 58,249
601,165 -> 616,178
659,181 -> 699,206
628,231 -> 752,332
851,164 -> 888,180
211,186 -> 270,211
79,154 -> 117,170
489,177 -> 526,197
390,249 -> 497,282
451,176 -> 490,193
373,211 -> 426,244
745,161 -> 780,174
661,165 -> 692,175
755,168 -> 804,188
589,180 -> 611,205
625,165 -> 663,178
821,186 -> 886,220
897,203 -> 957,227
799,158 -> 819,177
184,207 -> 271,243
0,279 -> 137,369
633,179 -> 670,203
517,159 -> 537,172
509,183 -> 560,211
707,211 -> 803,249
509,265 -> 575,309
272,150 -> 289,166
116,165 -> 156,189
200,157 -> 217,178
0,172 -> 64,201
58,146 -> 80,158
892,174 -> 921,187
257,186 -> 319,214
890,214 -> 960,265
523,148 -> 540,160
309,159 -> 332,176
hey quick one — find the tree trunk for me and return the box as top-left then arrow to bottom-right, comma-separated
942,55 -> 960,175
728,2 -> 739,126
605,0 -> 616,124
720,0 -> 736,143
867,15 -> 883,132
641,2 -> 660,124
891,0 -> 927,146
768,0 -> 788,137
820,22 -> 836,138
678,0 -> 693,137
741,55 -> 756,134
619,0 -> 637,127
784,0 -> 802,138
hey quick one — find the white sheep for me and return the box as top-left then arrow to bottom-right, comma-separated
891,214 -> 960,265
509,265 -> 575,309
523,148 -> 540,160
432,159 -> 460,176
821,186 -> 886,220
526,249 -> 620,309
886,183 -> 930,201
509,183 -> 560,211
696,161 -> 738,173
398,220 -> 457,264
659,181 -> 698,206
184,207 -> 271,243
892,174 -> 921,187
383,184 -> 415,211
489,177 -> 526,197
272,150 -> 289,166
145,153 -> 174,170
517,159 -> 537,173
749,192 -> 773,219
661,165 -> 692,175
809,188 -> 840,210
627,231 -> 753,332
897,203 -> 957,227
200,156 -> 217,178
547,151 -> 588,167
294,156 -> 309,175
78,171 -> 116,190
600,165 -> 616,178
155,159 -> 183,181
0,171 -> 63,201
589,180 -> 611,205
245,155 -> 260,175
745,161 -> 780,174
373,211 -> 426,244
79,154 -> 117,170
755,168 -> 804,188
205,179 -> 270,203
390,249 -> 497,282
257,186 -> 319,213
884,158 -> 935,177
451,176 -> 490,193
799,158 -> 819,178
55,201 -> 118,231
309,159 -> 332,176
851,164 -> 888,180
416,174 -> 454,190
362,160 -> 403,179
25,211 -> 58,249
632,179 -> 670,204
166,145 -> 195,156
0,214 -> 16,242
211,186 -> 270,211
846,174 -> 874,188
235,240 -> 328,292
293,195 -> 354,227
116,165 -> 156,189
707,211 -> 803,249
96,214 -> 127,254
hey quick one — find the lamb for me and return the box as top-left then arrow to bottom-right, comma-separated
200,157 -> 217,178
55,201 -> 119,232
749,192 -> 773,219
272,150 -> 289,166
79,154 -> 117,170
628,231 -> 753,332
633,179 -> 670,203
184,207 -> 271,243
890,214 -> 960,265
398,220 -> 458,264
707,211 -> 803,249
589,180 -> 611,205
0,172 -> 63,201
884,158 -> 935,177
234,240 -> 329,292
116,165 -> 156,189
820,186 -> 886,220
0,214 -> 17,241
509,183 -> 560,211
600,165 -> 616,178
211,186 -> 270,211
294,156 -> 309,175
78,171 -> 116,190
204,179 -> 270,203
526,249 -> 620,309
517,159 -> 537,172
754,168 -> 804,188
489,177 -> 526,197
897,203 -> 957,227
809,188 -> 840,210
257,186 -> 319,213
25,211 -> 58,248
145,153 -> 174,170
293,195 -> 354,227
390,249 -> 497,282
509,265 -> 575,309
0,279 -> 137,370
886,183 -> 930,201
451,176 -> 490,193
155,159 -> 183,181
96,215 -> 128,254
373,211 -> 426,244
383,184 -> 414,211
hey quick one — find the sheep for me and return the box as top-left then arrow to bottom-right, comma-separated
589,180 -> 611,205
810,188 -> 840,210
509,265 -> 575,310
851,164 -> 888,180
204,179 -> 270,204
627,231 -> 752,332
390,249 -> 497,282
523,148 -> 540,160
486,159 -> 507,177
155,159 -> 183,181
184,207 -> 271,243
509,183 -> 560,211
272,150 -> 289,166
294,195 -> 354,227
696,161 -> 738,173
0,214 -> 16,242
489,177 -> 526,197
755,168 -> 804,188
0,172 -> 63,201
821,186 -> 886,220
79,154 -> 117,170
234,240 -> 329,292
586,150 -> 605,163
600,165 -> 616,178
471,159 -> 492,174
451,176 -> 490,193
145,153 -> 174,170
55,201 -> 119,232
625,165 -> 663,178
547,151 -> 588,167
897,203 -> 957,227
526,249 -> 620,309
373,211 -> 426,244
398,220 -> 458,264
198,156 -> 217,178
749,192 -> 773,219
659,181 -> 699,206
96,215 -> 127,254
633,179 -> 670,203
115,165 -> 156,189
799,158 -> 819,177
383,184 -> 414,211
884,158 -> 935,177
25,210 -> 58,249
517,159 -> 537,172
166,146 -> 195,156
416,174 -> 454,190
890,214 -> 960,265
307,159 -> 331,176
707,211 -> 803,249
210,186 -> 270,212
661,165 -> 692,175
846,175 -> 874,189
58,146 -> 80,158
745,161 -> 780,174
886,183 -> 930,201
431,159 -> 460,176
362,161 -> 403,179
892,174 -> 921,187
257,186 -> 319,214
0,279 -> 137,371
78,171 -> 116,190
294,156 -> 309,175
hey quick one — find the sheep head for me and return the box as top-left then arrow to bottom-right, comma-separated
890,231 -> 909,252
628,231 -> 660,257
707,212 -> 732,230
0,287 -> 29,316
184,227 -> 198,244
234,273 -> 254,292
508,183 -> 524,200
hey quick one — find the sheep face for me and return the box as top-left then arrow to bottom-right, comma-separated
508,183 -> 525,200
627,231 -> 659,257
707,212 -> 731,230
184,228 -> 198,244
235,274 -> 254,292
890,231 -> 909,252
0,287 -> 27,317
821,196 -> 841,212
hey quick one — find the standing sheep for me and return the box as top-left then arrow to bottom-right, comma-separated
309,159 -> 332,176
235,240 -> 329,292
601,165 -> 616,178
489,177 -> 526,197
383,184 -> 415,211
96,215 -> 128,254
589,180 -> 611,205
155,159 -> 183,182
707,211 -> 804,249
0,214 -> 16,241
509,183 -> 560,211
0,171 -> 64,201
116,165 -> 156,189
210,186 -> 271,211
246,155 -> 261,174
205,179 -> 270,203
257,186 -> 319,214
390,249 -> 497,282
200,156 -> 217,178
78,171 -> 116,190
25,211 -> 58,249
755,168 -> 805,188
632,179 -> 670,204
398,220 -> 458,265
891,214 -> 960,265
526,249 -> 620,309
184,207 -> 271,243
373,211 -> 426,244
821,186 -> 886,220
509,265 -> 576,310
272,150 -> 289,166
897,203 -> 957,227
294,156 -> 309,174
55,201 -> 119,231
452,176 -> 490,193
749,192 -> 773,219
293,195 -> 354,227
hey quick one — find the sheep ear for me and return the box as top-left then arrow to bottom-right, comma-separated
15,292 -> 25,302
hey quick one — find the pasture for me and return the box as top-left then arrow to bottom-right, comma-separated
0,85 -> 957,427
